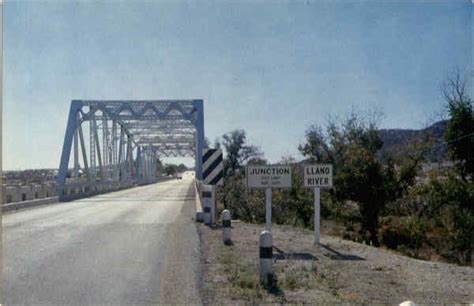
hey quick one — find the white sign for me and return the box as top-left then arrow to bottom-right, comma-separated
304,164 -> 333,188
246,165 -> 292,188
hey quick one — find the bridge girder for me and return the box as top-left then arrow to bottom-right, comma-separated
57,100 -> 205,200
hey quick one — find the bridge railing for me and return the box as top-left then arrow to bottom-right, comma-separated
194,179 -> 204,221
59,176 -> 172,201
2,183 -> 57,204
2,176 -> 176,209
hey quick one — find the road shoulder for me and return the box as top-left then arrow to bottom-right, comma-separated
160,184 -> 203,304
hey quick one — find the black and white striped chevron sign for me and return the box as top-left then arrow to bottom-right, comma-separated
202,148 -> 224,186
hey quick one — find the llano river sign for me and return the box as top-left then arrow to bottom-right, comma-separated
304,164 -> 333,188
304,164 -> 334,245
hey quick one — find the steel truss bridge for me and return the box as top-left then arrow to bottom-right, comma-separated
57,100 -> 204,200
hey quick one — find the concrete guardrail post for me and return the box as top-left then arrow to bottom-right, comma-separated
2,185 -> 6,204
211,187 -> 216,224
201,184 -> 213,225
221,209 -> 231,245
259,230 -> 273,282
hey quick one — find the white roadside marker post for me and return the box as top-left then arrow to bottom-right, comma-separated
314,187 -> 321,245
222,209 -> 232,245
259,230 -> 273,282
265,188 -> 272,231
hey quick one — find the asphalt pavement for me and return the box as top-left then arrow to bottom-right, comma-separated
3,179 -> 197,305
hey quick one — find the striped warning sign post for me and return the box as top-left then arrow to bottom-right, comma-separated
202,148 -> 224,186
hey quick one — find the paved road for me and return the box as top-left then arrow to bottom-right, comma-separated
3,179 -> 199,305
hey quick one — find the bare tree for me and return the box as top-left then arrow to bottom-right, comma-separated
442,69 -> 474,181
442,69 -> 471,105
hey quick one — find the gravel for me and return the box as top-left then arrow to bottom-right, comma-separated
199,222 -> 474,304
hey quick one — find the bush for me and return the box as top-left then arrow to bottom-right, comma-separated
414,174 -> 473,264
381,225 -> 400,250
217,174 -> 266,223
380,173 -> 474,264
399,217 -> 428,249
379,217 -> 427,250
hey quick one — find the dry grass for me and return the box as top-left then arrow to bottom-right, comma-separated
199,221 -> 474,304
199,223 -> 341,304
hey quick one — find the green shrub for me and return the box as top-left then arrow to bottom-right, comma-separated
399,217 -> 428,249
379,217 -> 427,250
381,226 -> 401,250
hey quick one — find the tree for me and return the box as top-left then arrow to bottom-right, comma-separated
177,163 -> 188,173
203,137 -> 211,149
298,125 -> 330,162
424,70 -> 474,264
299,113 -> 420,246
247,157 -> 267,165
214,138 -> 221,150
156,158 -> 164,175
215,129 -> 264,221
278,155 -> 297,165
221,129 -> 263,176
413,173 -> 474,264
164,164 -> 178,176
336,144 -> 387,245
442,70 -> 474,181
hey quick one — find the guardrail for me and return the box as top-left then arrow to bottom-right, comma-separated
2,183 -> 56,204
2,177 -> 176,211
59,176 -> 174,201
2,196 -> 59,212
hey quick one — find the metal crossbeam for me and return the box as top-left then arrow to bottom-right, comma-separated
57,100 -> 205,200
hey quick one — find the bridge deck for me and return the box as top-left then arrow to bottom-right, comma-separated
3,179 -> 199,304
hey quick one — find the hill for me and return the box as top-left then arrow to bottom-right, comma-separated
378,121 -> 447,162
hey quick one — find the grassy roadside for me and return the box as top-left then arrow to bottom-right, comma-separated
198,221 -> 474,304
199,222 -> 344,304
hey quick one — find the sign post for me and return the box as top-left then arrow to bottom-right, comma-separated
304,164 -> 333,245
265,188 -> 272,230
313,187 -> 320,245
246,165 -> 292,231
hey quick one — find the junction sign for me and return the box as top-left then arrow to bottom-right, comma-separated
246,165 -> 292,188
246,165 -> 292,231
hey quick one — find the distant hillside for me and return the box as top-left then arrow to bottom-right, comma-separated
378,121 -> 448,162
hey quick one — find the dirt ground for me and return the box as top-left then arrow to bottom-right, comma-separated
199,221 -> 474,304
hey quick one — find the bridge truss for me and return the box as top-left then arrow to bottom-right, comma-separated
57,100 -> 204,200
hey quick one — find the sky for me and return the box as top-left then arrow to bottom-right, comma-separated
3,0 -> 472,170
